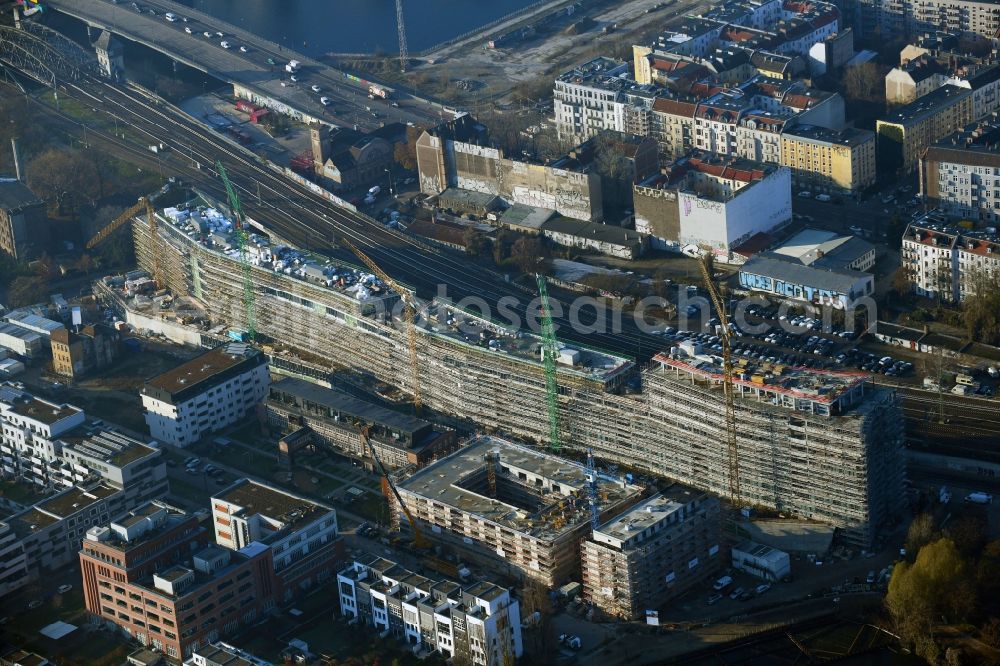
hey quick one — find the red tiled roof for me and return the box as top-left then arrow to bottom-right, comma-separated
652,97 -> 698,116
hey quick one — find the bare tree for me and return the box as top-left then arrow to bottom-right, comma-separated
842,62 -> 882,102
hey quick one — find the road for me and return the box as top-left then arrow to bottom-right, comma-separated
39,0 -> 447,131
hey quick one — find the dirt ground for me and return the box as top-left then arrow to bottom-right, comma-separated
349,0 -> 712,107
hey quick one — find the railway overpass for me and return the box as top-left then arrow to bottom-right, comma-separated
36,0 -> 450,132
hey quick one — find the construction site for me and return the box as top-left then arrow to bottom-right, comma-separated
393,437 -> 645,587
582,486 -> 722,620
119,196 -> 906,549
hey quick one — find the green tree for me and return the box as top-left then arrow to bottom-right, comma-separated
886,538 -> 970,643
463,227 -> 489,257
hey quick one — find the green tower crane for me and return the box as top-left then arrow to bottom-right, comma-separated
535,274 -> 561,453
216,160 -> 257,341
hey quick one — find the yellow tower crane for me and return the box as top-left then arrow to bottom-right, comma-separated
86,197 -> 162,288
340,238 -> 422,416
693,251 -> 742,507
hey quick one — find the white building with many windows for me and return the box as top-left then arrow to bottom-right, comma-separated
920,119 -> 1000,225
338,555 -> 522,666
901,220 -> 1000,302
141,343 -> 269,447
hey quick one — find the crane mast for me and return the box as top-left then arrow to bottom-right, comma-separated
695,254 -> 742,506
340,238 -> 422,416
535,274 -> 562,453
216,160 -> 257,341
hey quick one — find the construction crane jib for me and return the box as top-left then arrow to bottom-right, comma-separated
340,238 -> 422,416
216,160 -> 257,342
687,247 -> 742,507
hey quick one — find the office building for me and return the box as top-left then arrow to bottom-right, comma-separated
211,479 -> 341,601
79,502 -> 276,661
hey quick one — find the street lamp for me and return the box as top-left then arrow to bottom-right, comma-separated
384,167 -> 395,197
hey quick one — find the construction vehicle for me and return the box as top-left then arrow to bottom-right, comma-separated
341,238 -> 422,416
216,160 -> 257,341
689,250 -> 741,506
86,196 -> 162,288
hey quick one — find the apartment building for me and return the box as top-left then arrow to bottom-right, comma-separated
851,0 -> 1000,39
920,119 -> 1000,224
0,180 -> 47,261
6,482 -> 132,594
0,520 -> 28,597
79,502 -> 276,661
780,125 -> 877,195
0,386 -> 166,501
338,555 -> 522,666
553,58 -> 653,145
886,57 -> 949,105
877,85 -> 974,172
901,221 -> 1000,302
581,488 -> 721,620
50,324 -> 119,379
141,343 -> 269,447
187,642 -> 270,666
393,437 -> 643,587
634,151 -> 792,257
211,479 -> 341,601
266,377 -> 455,469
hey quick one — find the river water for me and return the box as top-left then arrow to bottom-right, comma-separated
173,0 -> 542,56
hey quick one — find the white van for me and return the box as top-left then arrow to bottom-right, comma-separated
164,12 -> 177,22
368,185 -> 381,196
220,41 -> 231,49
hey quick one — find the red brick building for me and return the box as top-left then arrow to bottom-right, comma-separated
79,502 -> 276,662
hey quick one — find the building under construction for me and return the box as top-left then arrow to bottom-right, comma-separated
392,437 -> 644,587
130,201 -> 905,548
581,486 -> 721,620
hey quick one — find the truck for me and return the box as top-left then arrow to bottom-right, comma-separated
965,492 -> 994,505
285,59 -> 301,74
368,84 -> 388,99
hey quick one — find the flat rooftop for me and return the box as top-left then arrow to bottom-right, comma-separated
654,352 -> 868,407
4,396 -> 80,425
144,342 -> 261,402
214,479 -> 331,540
36,483 -> 118,517
63,427 -> 158,467
422,300 -> 634,385
783,124 -> 875,147
880,84 -> 970,126
594,488 -> 699,545
269,377 -> 431,438
772,228 -> 873,269
157,196 -> 399,306
398,437 -> 642,540
740,252 -> 871,295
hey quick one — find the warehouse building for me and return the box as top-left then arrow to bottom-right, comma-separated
581,487 -> 721,620
393,437 -> 644,587
0,322 -> 43,358
338,555 -> 522,666
266,377 -> 456,468
738,250 -> 875,308
141,343 -> 269,447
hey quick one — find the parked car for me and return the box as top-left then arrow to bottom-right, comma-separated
707,593 -> 723,605
728,586 -> 745,600
754,583 -> 771,595
57,584 -> 73,594
28,600 -> 43,610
